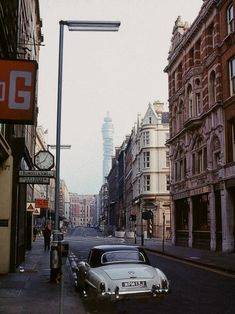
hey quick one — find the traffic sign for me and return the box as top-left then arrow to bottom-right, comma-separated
19,170 -> 55,177
26,202 -> 35,212
33,208 -> 40,215
19,177 -> 50,184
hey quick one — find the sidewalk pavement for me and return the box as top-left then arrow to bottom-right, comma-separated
0,236 -> 235,314
0,237 -> 86,314
125,237 -> 235,275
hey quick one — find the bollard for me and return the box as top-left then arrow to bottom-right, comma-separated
50,230 -> 64,283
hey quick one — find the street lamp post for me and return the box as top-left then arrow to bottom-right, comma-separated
54,20 -> 120,314
54,20 -> 120,233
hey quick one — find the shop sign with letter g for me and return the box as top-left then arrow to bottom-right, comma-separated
0,59 -> 37,124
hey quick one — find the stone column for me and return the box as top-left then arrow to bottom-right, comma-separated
221,186 -> 234,252
171,200 -> 175,245
209,187 -> 216,251
188,197 -> 193,248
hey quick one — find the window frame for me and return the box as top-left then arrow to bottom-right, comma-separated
143,151 -> 150,168
143,131 -> 150,146
143,174 -> 151,191
229,58 -> 235,96
227,4 -> 234,34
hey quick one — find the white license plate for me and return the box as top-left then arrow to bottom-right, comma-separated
122,281 -> 147,288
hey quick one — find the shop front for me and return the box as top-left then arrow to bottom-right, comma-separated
175,198 -> 189,247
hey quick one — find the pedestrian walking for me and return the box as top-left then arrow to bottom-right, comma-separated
33,226 -> 37,242
43,225 -> 51,251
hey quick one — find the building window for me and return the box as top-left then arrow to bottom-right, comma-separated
166,150 -> 170,167
172,106 -> 177,135
207,23 -> 215,52
227,4 -> 234,34
138,156 -> 140,172
229,58 -> 235,96
178,100 -> 184,129
166,175 -> 170,191
174,162 -> 178,181
143,151 -> 150,168
195,93 -> 201,115
143,175 -> 150,191
137,178 -> 140,194
174,148 -> 186,182
173,70 -> 177,92
209,71 -> 216,106
143,131 -> 150,146
231,120 -> 235,162
189,48 -> 194,67
149,117 -> 152,124
187,85 -> 193,118
198,150 -> 203,173
192,137 -> 207,175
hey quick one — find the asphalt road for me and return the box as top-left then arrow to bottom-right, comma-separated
67,227 -> 235,314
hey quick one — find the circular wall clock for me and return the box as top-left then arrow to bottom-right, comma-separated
34,150 -> 54,170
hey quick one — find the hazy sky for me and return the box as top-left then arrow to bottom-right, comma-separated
38,0 -> 202,194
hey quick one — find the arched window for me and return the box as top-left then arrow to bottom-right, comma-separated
192,136 -> 207,175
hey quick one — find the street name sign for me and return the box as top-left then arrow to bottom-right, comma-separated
19,170 -> 55,177
19,177 -> 50,184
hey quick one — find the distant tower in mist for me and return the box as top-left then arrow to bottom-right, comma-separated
102,112 -> 114,183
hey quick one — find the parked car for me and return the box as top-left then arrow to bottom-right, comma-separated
75,244 -> 170,302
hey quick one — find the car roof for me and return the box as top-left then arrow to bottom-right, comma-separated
91,245 -> 140,253
88,245 -> 150,267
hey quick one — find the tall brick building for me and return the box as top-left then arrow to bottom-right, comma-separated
0,0 -> 42,273
165,0 -> 235,252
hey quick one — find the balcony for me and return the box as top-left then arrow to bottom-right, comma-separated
183,115 -> 202,131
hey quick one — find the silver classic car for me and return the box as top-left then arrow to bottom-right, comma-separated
75,244 -> 170,302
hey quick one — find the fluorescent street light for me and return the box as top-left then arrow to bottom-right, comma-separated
63,20 -> 121,32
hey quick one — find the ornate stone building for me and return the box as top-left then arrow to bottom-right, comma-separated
165,0 -> 235,252
132,101 -> 170,239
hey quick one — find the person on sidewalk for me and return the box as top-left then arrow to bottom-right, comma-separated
43,225 -> 51,251
33,226 -> 38,242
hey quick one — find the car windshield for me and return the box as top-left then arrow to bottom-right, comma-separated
101,250 -> 146,264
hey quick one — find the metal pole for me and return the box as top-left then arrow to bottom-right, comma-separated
55,21 -> 65,232
134,223 -> 137,244
141,217 -> 144,246
54,21 -> 65,314
59,265 -> 64,314
162,212 -> 165,252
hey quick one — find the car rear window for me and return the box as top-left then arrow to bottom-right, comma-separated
101,250 -> 146,264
